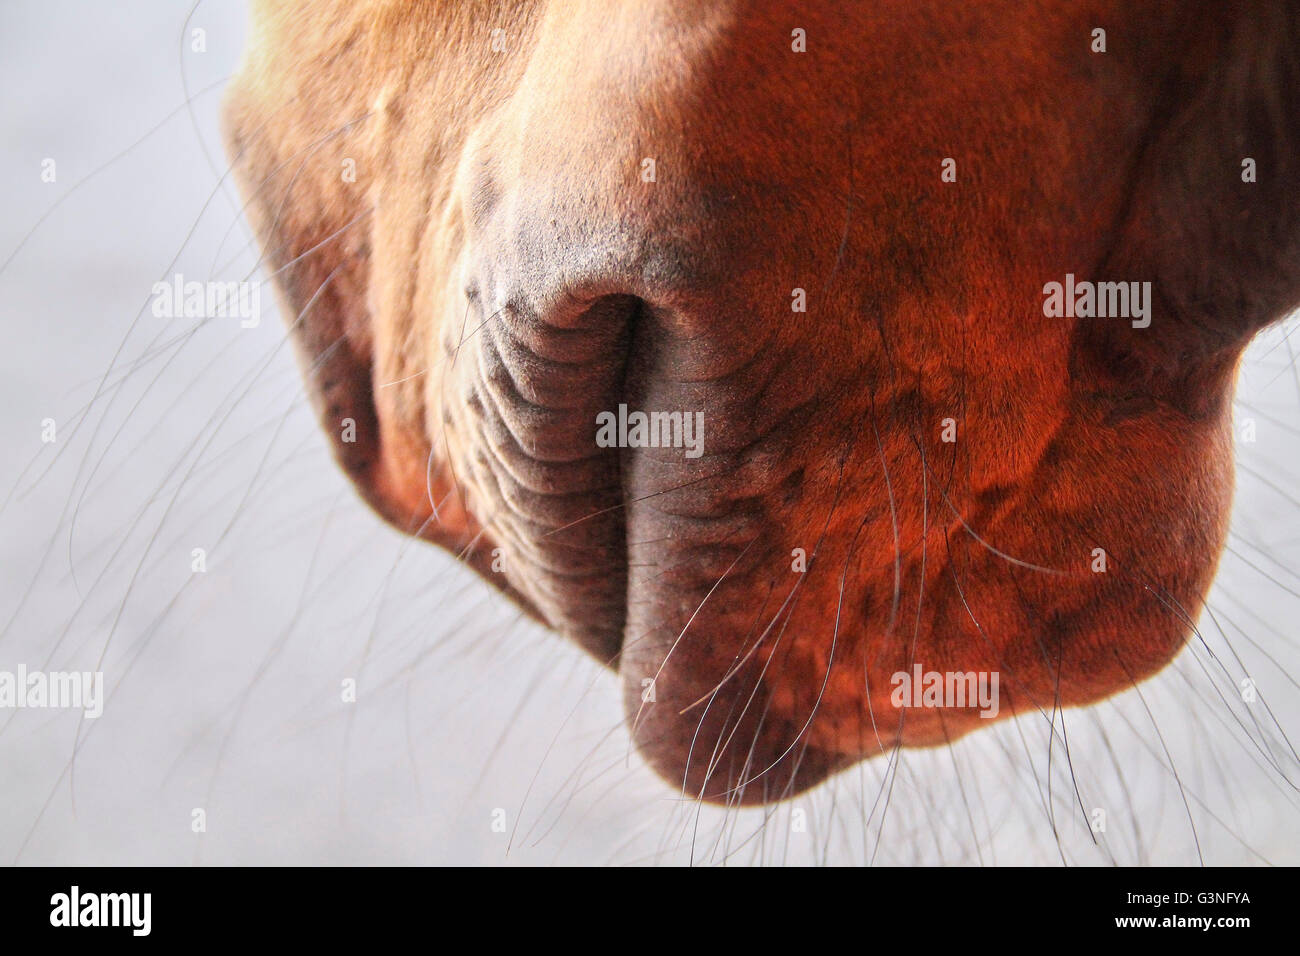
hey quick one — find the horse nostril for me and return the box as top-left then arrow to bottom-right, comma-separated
443,288 -> 649,663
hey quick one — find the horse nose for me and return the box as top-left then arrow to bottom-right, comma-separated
440,4 -> 861,798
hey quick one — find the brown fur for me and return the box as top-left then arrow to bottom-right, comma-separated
223,1 -> 1300,801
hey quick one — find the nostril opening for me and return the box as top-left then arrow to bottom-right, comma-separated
459,290 -> 648,665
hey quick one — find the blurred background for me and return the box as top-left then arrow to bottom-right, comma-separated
0,0 -> 1296,865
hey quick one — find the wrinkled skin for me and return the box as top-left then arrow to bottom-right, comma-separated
223,0 -> 1300,802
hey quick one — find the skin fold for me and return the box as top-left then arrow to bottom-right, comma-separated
222,0 -> 1300,802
